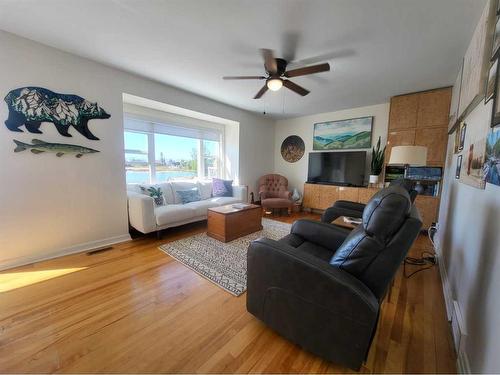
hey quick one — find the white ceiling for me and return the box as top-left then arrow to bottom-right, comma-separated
0,0 -> 486,119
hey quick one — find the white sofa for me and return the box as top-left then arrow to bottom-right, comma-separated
127,180 -> 248,235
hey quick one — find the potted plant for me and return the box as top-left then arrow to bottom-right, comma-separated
370,136 -> 386,184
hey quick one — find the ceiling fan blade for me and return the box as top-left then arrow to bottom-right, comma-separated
285,62 -> 330,78
283,80 -> 310,96
223,75 -> 266,80
253,85 -> 268,99
260,48 -> 277,74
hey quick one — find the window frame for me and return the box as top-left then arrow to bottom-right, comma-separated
124,121 -> 224,184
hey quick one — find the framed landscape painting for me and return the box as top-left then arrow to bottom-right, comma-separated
313,116 -> 373,150
484,126 -> 500,186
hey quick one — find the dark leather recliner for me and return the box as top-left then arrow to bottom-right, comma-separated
246,185 -> 422,370
321,178 -> 418,224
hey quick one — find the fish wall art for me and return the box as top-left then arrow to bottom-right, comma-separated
4,87 -> 110,140
13,139 -> 99,158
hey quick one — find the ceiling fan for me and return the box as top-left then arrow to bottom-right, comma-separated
223,49 -> 330,99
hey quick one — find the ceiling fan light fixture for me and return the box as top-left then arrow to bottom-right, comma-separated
267,78 -> 283,91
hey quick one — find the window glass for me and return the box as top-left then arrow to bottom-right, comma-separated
154,133 -> 198,181
203,140 -> 219,179
124,122 -> 222,184
124,132 -> 149,184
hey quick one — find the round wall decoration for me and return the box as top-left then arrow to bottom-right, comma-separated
281,135 -> 305,163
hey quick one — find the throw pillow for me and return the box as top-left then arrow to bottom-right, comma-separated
140,185 -> 165,207
212,178 -> 233,197
176,188 -> 201,204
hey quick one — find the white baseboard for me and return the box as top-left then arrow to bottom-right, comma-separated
437,254 -> 453,322
0,233 -> 132,271
435,250 -> 470,374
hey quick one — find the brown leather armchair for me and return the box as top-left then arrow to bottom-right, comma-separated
258,174 -> 293,214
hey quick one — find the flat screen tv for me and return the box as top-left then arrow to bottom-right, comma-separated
307,151 -> 366,187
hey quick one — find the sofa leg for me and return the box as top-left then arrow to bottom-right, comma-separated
156,230 -> 162,240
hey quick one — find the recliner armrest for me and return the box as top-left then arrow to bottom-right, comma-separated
247,237 -> 378,322
291,219 -> 350,251
321,202 -> 365,223
333,200 -> 366,211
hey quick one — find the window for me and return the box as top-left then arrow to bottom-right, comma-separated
124,115 -> 223,184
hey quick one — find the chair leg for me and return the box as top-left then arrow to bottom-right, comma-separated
156,230 -> 162,240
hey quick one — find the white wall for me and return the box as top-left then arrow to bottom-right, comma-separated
274,103 -> 390,193
0,30 -> 274,270
436,100 -> 500,373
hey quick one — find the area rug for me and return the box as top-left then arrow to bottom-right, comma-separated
158,218 -> 291,296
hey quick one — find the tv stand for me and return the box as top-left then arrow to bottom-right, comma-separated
303,182 -> 439,230
302,183 -> 379,210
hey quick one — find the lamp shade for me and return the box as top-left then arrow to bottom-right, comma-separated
388,145 -> 427,166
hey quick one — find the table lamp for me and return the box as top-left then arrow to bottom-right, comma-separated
389,145 -> 427,165
388,145 -> 428,178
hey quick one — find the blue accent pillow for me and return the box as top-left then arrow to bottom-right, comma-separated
176,188 -> 201,204
212,178 -> 233,197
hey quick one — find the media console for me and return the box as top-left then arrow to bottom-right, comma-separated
302,183 -> 438,230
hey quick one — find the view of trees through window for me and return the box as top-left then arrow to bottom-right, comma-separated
124,131 -> 220,184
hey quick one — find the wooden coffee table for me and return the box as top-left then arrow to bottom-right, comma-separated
207,204 -> 262,242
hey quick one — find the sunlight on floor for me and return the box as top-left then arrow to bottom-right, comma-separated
0,267 -> 87,293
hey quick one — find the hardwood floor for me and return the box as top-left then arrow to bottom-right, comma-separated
0,213 -> 456,373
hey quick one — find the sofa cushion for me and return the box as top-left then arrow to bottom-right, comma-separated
170,181 -> 199,203
158,183 -> 175,204
207,196 -> 240,206
128,182 -> 175,205
155,204 -> 196,226
212,178 -> 233,197
197,180 -> 213,200
175,188 -> 201,204
185,200 -> 220,216
262,197 -> 292,209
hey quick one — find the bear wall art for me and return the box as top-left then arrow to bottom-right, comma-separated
4,87 -> 110,140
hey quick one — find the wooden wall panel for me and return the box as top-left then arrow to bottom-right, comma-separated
415,128 -> 448,165
415,196 -> 439,230
417,88 -> 452,128
386,129 -> 416,162
389,94 -> 418,130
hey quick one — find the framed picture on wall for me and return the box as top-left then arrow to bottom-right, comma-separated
492,17 -> 500,60
455,155 -> 462,179
485,60 -> 498,104
492,57 -> 500,127
459,122 -> 467,151
313,116 -> 373,150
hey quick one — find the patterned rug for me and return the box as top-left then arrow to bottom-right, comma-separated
159,218 -> 291,296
